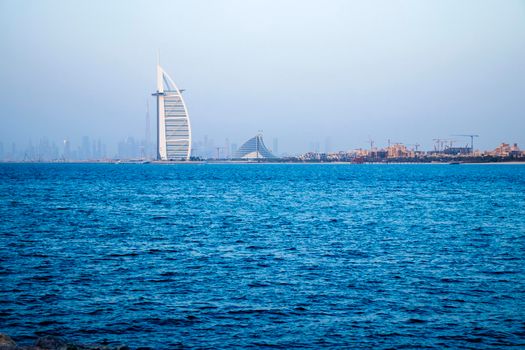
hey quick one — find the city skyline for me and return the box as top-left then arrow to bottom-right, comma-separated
1,133 -> 522,162
1,1 -> 525,153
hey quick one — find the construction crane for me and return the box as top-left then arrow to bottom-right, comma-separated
453,134 -> 479,155
366,137 -> 375,151
433,138 -> 457,152
433,138 -> 447,152
215,147 -> 225,160
407,143 -> 421,152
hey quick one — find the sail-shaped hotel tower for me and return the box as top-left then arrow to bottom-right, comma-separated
152,65 -> 191,160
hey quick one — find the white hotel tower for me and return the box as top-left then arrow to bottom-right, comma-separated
152,64 -> 191,160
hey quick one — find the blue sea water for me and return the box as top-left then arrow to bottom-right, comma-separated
1,163 -> 524,349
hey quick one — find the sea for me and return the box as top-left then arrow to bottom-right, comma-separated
1,163 -> 524,349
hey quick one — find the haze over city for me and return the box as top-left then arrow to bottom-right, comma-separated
1,0 -> 524,155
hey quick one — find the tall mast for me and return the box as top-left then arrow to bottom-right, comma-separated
145,100 -> 150,159
152,56 -> 165,160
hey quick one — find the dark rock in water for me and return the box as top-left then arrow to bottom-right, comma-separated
34,336 -> 68,350
0,334 -> 130,350
0,333 -> 17,350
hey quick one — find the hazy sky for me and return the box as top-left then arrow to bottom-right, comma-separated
1,0 -> 524,154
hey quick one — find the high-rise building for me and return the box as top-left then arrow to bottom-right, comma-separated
309,141 -> 320,153
152,64 -> 191,160
324,136 -> 331,154
63,139 -> 71,160
225,138 -> 231,159
117,137 -> 140,159
231,143 -> 238,158
81,136 -> 91,160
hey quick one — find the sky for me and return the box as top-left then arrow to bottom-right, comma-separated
1,0 -> 524,154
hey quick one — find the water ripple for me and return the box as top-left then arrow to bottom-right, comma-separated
0,163 -> 524,349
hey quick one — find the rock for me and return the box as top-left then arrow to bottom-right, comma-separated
0,335 -> 129,350
34,336 -> 68,350
0,333 -> 17,350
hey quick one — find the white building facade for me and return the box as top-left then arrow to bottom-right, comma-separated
153,65 -> 191,160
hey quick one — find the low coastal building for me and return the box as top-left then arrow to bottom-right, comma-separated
489,143 -> 521,157
387,143 -> 410,158
443,147 -> 471,155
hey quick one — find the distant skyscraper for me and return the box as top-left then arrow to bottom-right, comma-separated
231,143 -> 238,158
81,136 -> 91,160
309,141 -> 320,153
152,63 -> 191,160
324,136 -> 331,154
117,137 -> 140,159
225,138 -> 231,159
272,138 -> 279,157
11,143 -> 17,161
96,139 -> 103,159
63,139 -> 71,160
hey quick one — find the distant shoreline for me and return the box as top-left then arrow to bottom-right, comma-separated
1,160 -> 525,165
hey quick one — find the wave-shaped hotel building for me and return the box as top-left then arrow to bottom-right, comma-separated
234,134 -> 277,160
152,64 -> 191,160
